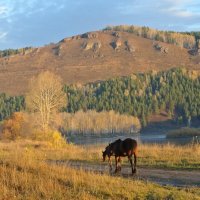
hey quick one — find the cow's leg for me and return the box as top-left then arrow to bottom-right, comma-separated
108,156 -> 112,172
128,156 -> 134,174
133,152 -> 137,174
114,156 -> 118,173
118,157 -> 122,171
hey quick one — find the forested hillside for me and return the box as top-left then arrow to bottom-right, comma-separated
0,94 -> 24,121
1,68 -> 199,127
65,68 -> 200,126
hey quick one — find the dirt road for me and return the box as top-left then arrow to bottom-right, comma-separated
50,160 -> 200,187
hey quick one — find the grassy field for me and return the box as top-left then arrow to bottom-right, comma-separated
0,140 -> 200,200
42,142 -> 200,170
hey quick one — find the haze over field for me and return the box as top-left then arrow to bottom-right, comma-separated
0,0 -> 200,49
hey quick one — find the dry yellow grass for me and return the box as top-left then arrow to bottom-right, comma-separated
138,143 -> 200,169
0,140 -> 200,200
39,142 -> 200,170
1,139 -> 199,169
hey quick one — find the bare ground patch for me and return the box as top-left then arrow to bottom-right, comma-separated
50,160 -> 200,187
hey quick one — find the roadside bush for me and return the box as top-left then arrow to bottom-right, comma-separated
0,112 -> 66,148
30,128 -> 66,148
1,112 -> 25,140
47,130 -> 67,148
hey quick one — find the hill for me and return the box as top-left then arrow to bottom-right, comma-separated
1,27 -> 200,95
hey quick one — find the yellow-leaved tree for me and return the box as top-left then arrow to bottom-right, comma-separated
26,71 -> 67,132
1,112 -> 25,140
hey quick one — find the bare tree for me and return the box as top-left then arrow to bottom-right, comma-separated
26,71 -> 67,131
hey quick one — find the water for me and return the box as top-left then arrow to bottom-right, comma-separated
68,132 -> 194,146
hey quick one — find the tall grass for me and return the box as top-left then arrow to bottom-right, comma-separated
0,141 -> 200,200
37,141 -> 200,170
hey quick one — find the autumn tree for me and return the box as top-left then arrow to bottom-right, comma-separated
61,110 -> 141,135
1,112 -> 25,140
26,71 -> 67,131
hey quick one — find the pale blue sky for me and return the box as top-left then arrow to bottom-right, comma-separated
0,0 -> 200,49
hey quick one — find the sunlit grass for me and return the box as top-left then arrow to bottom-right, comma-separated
0,140 -> 200,200
1,139 -> 200,170
39,141 -> 200,170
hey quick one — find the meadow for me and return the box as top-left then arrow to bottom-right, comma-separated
0,140 -> 200,200
43,141 -> 200,170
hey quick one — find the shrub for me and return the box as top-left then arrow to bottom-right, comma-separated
28,127 -> 66,148
1,112 -> 25,140
47,130 -> 67,148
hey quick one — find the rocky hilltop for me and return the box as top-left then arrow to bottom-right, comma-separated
1,28 -> 200,95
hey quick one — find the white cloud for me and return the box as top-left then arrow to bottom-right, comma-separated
0,4 -> 12,18
0,32 -> 7,41
117,0 -> 200,19
175,10 -> 194,17
165,0 -> 191,5
0,0 -> 66,19
163,0 -> 200,18
163,7 -> 199,18
0,6 -> 8,15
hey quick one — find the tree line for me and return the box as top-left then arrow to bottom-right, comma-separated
61,110 -> 140,135
104,25 -> 197,49
0,93 -> 24,121
64,68 -> 200,126
0,68 -> 200,127
0,47 -> 32,57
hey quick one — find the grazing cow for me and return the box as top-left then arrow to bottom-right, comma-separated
102,138 -> 138,174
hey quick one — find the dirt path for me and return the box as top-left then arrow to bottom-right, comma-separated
50,160 -> 200,187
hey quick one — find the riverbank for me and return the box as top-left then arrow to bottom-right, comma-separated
167,127 -> 200,139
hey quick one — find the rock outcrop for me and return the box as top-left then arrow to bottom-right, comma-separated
93,42 -> 102,52
81,32 -> 98,39
82,41 -> 101,52
52,45 -> 61,56
112,31 -> 121,38
71,35 -> 81,40
111,39 -> 122,51
154,43 -> 168,53
196,39 -> 200,55
125,41 -> 135,53
59,37 -> 72,43
188,39 -> 200,56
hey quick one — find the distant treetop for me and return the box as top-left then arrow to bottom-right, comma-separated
104,25 -> 197,49
0,47 -> 32,58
